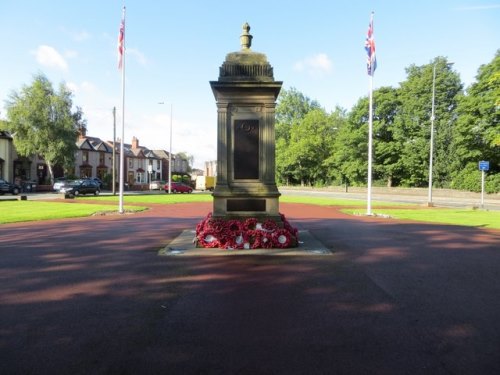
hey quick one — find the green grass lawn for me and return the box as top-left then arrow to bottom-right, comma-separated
81,193 -> 213,204
342,207 -> 500,230
86,193 -> 396,207
0,201 -> 146,224
279,195 -> 405,207
1,193 -> 499,230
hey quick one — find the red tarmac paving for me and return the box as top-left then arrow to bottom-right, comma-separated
1,201 -> 499,374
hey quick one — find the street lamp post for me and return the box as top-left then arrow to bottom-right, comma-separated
159,102 -> 173,194
428,64 -> 436,207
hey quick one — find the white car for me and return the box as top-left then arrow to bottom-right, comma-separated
149,180 -> 166,190
53,178 -> 71,192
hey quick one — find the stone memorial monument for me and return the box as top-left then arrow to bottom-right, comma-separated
193,23 -> 298,250
210,23 -> 283,221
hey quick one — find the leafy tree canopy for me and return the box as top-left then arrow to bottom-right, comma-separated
452,50 -> 500,175
5,73 -> 81,183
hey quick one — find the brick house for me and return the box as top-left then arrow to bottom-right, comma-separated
0,131 -> 14,182
1,129 -> 190,190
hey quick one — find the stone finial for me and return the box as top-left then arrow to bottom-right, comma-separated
240,22 -> 252,50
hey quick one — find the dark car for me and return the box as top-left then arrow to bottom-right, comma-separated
0,179 -> 21,195
164,182 -> 193,194
90,177 -> 103,188
60,179 -> 100,196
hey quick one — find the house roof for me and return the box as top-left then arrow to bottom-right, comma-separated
0,130 -> 13,140
151,149 -> 173,160
77,136 -> 113,152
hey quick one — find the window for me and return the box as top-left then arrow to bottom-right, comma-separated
83,151 -> 89,163
136,172 -> 145,183
128,158 -> 133,168
157,160 -> 161,169
80,166 -> 92,178
97,167 -> 107,180
99,152 -> 105,165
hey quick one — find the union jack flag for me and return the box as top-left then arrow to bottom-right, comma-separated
117,11 -> 125,69
365,12 -> 377,76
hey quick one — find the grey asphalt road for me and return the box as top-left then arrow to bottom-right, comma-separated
279,186 -> 500,210
1,201 -> 499,374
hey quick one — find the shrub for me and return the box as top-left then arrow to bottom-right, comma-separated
450,164 -> 481,192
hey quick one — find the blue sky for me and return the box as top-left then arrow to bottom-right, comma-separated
0,1 -> 498,168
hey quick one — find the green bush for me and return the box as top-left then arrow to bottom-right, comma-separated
486,173 -> 500,194
450,164 -> 481,192
451,163 -> 500,193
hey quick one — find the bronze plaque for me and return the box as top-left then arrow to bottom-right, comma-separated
234,120 -> 259,179
227,199 -> 266,212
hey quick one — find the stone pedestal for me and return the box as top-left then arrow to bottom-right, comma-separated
210,23 -> 282,220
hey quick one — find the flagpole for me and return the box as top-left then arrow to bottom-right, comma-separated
367,75 -> 373,216
365,11 -> 375,216
118,6 -> 126,214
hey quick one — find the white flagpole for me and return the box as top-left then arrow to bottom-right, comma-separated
366,11 -> 375,216
367,75 -> 373,216
118,6 -> 126,214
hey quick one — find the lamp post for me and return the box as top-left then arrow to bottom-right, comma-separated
159,102 -> 173,194
428,64 -> 436,206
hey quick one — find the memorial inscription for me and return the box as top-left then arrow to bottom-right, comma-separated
234,120 -> 259,179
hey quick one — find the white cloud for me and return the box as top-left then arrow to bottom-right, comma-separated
64,50 -> 78,59
127,48 -> 148,66
81,81 -> 97,92
65,81 -> 97,95
129,113 -> 217,168
65,82 -> 79,93
293,53 -> 333,77
33,45 -> 68,71
73,30 -> 90,42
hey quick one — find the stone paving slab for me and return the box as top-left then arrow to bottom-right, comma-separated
159,229 -> 332,256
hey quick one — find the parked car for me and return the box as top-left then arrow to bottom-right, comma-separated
149,180 -> 166,190
164,182 -> 193,194
90,177 -> 103,188
60,179 -> 100,196
0,179 -> 20,195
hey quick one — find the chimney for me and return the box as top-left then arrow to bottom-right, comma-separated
78,125 -> 87,140
132,136 -> 139,149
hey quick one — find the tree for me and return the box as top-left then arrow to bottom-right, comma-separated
371,87 -> 403,187
285,108 -> 338,186
397,57 -> 462,187
5,74 -> 80,183
275,87 -> 321,141
325,98 -> 369,186
275,87 -> 322,184
452,50 -> 500,176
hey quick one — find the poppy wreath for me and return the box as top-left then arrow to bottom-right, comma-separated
198,230 -> 220,248
259,232 -> 274,248
224,233 -> 248,249
205,218 -> 228,234
281,213 -> 299,239
243,218 -> 258,231
227,219 -> 244,234
262,219 -> 278,232
195,212 -> 298,249
272,228 -> 293,248
246,230 -> 262,249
